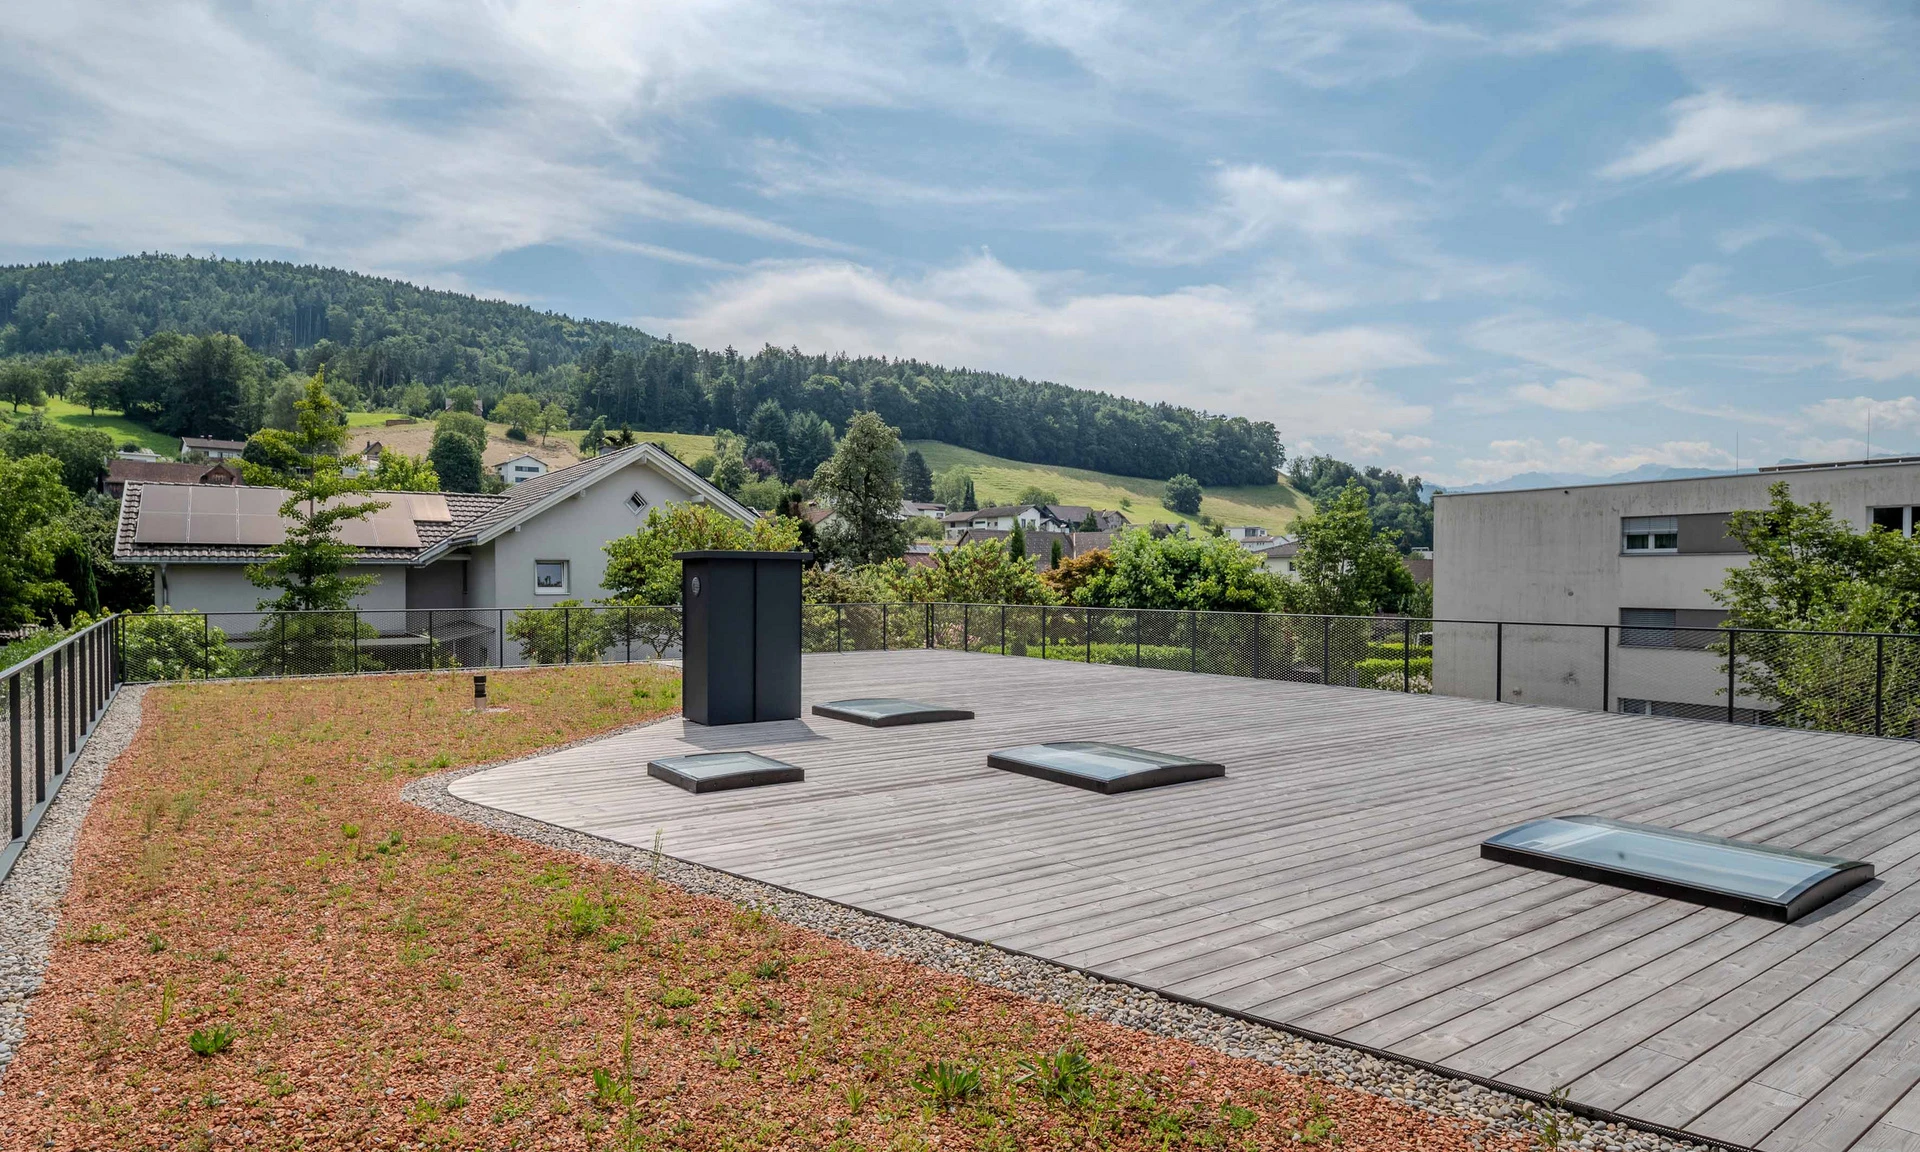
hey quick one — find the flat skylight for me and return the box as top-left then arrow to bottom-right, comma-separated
647,752 -> 804,795
1481,815 -> 1873,922
988,741 -> 1225,795
811,698 -> 976,727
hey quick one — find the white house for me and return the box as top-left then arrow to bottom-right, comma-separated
939,504 -> 1128,540
179,436 -> 247,460
115,444 -> 754,628
1221,525 -> 1277,549
494,453 -> 550,486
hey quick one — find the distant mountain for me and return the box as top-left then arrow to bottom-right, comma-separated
1445,463 -> 1756,495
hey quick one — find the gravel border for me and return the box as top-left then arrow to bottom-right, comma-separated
0,685 -> 148,1083
406,732 -> 1728,1152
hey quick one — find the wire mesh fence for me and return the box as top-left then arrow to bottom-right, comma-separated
109,604 -> 1920,743
3,618 -> 118,882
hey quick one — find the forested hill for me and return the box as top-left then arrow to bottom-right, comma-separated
0,255 -> 1282,486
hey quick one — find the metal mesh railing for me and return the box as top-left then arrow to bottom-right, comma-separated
3,619 -> 118,882
107,603 -> 1920,743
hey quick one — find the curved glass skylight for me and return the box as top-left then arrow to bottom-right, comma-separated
1482,815 -> 1873,922
988,741 -> 1225,795
647,752 -> 804,795
811,698 -> 976,727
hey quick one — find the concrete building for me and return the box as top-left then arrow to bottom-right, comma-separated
1432,457 -> 1920,717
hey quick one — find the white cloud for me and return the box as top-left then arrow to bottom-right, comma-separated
1451,436 -> 1733,484
1826,338 -> 1920,383
1601,91 -> 1913,182
642,252 -> 1436,444
1802,395 -> 1920,433
1461,312 -> 1662,411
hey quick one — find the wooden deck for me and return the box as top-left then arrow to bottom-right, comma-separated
450,650 -> 1920,1152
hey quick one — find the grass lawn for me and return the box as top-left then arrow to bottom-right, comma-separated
37,397 -> 182,458
1,668 -> 1521,1151
907,442 -> 1305,534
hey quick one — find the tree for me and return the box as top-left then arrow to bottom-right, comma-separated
69,361 -> 125,415
37,356 -> 77,399
537,402 -> 569,445
1008,521 -> 1027,564
902,449 -> 935,502
1710,482 -> 1920,733
601,503 -> 803,653
1076,528 -> 1279,612
1050,537 -> 1064,569
933,467 -> 972,510
0,359 -> 47,412
290,369 -> 349,457
746,400 -> 789,458
247,382 -> 386,613
1281,482 -> 1417,615
241,428 -> 308,482
709,451 -> 750,496
397,382 -> 433,416
1015,484 -> 1060,506
1,417 -> 114,494
812,412 -> 910,565
490,392 -> 540,435
1162,474 -> 1203,516
154,333 -> 257,439
369,450 -> 440,492
435,409 -> 488,454
1079,511 -> 1099,531
429,430 -> 485,493
962,475 -> 977,511
446,384 -> 481,415
744,440 -> 783,479
0,454 -> 77,626
876,539 -> 1052,605
1043,548 -> 1114,604
579,415 -> 608,456
785,411 -> 836,480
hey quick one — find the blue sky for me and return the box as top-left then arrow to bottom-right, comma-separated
3,1 -> 1918,485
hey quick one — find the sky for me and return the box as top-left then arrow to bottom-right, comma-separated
3,1 -> 1919,486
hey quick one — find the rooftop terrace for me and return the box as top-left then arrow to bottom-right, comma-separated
453,649 -> 1920,1152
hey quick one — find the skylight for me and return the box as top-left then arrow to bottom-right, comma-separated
647,752 -> 804,795
1481,815 -> 1873,922
811,698 -> 975,727
987,742 -> 1225,795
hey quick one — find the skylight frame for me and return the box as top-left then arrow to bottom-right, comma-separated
647,751 -> 805,794
811,698 -> 976,727
987,741 -> 1226,795
1481,814 -> 1873,922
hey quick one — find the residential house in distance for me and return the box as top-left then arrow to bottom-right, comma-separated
102,459 -> 242,500
179,436 -> 246,460
941,504 -> 1127,540
115,444 -> 753,655
946,527 -> 1112,570
117,447 -> 163,463
1432,455 -> 1920,718
1220,525 -> 1277,550
494,453 -> 550,486
1249,536 -> 1298,575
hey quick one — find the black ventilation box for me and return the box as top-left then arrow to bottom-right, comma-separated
676,550 -> 811,725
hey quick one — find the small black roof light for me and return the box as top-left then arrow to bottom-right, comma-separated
647,752 -> 804,795
987,741 -> 1225,795
811,698 -> 975,727
1481,815 -> 1873,922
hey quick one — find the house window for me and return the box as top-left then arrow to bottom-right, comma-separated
1871,506 -> 1919,537
1619,607 -> 1677,648
534,560 -> 568,595
1623,516 -> 1678,554
626,490 -> 649,515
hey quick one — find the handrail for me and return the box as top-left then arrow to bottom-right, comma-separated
2,614 -> 121,883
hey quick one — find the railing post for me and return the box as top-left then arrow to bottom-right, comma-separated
1876,633 -> 1886,737
963,604 -> 970,653
626,607 -> 634,664
836,605 -> 843,654
1085,608 -> 1092,664
1321,616 -> 1331,686
1189,611 -> 1197,673
882,603 -> 888,651
203,613 -> 211,681
1601,625 -> 1610,712
49,647 -> 62,767
926,602 -> 933,649
498,608 -> 506,668
1727,628 -> 1737,725
1042,607 -> 1048,660
1495,621 -> 1503,703
1251,613 -> 1261,679
563,607 -> 571,665
427,610 -> 436,671
1135,612 -> 1141,667
8,673 -> 21,841
1403,616 -> 1412,693
352,611 -> 360,673
32,662 -> 44,799
278,613 -> 287,677
1000,604 -> 1006,653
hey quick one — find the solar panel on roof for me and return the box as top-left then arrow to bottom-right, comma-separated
402,492 -> 453,522
1480,815 -> 1874,922
138,485 -> 190,513
647,752 -> 804,794
187,486 -> 240,515
812,698 -> 975,727
134,512 -> 190,544
987,742 -> 1226,794
234,515 -> 283,546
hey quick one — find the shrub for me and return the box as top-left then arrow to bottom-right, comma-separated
120,608 -> 242,681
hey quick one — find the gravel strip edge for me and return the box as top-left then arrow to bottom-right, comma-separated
0,685 -> 149,1085
405,733 -> 1725,1152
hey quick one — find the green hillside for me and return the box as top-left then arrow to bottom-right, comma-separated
907,441 -> 1305,534
631,430 -> 1304,534
40,397 -> 181,457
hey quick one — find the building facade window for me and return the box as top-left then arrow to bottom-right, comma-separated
1871,506 -> 1919,537
1622,516 -> 1679,553
534,560 -> 569,595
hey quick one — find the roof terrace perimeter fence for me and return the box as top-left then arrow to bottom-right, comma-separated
1,617 -> 120,882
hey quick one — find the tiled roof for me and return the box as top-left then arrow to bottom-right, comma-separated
179,436 -> 246,451
114,482 -> 507,565
105,460 -> 237,485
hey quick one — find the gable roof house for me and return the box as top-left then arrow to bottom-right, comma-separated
941,504 -> 1128,539
102,458 -> 242,499
115,445 -> 754,662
